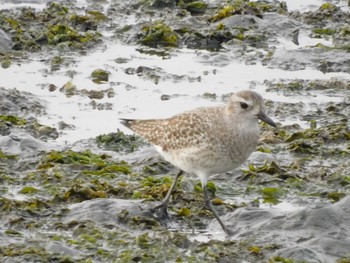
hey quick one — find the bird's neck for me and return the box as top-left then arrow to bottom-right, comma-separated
227,113 -> 260,135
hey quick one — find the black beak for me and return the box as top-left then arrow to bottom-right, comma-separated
257,111 -> 276,127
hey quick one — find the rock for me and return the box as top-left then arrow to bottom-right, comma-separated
46,241 -> 84,258
0,87 -> 45,116
0,130 -> 54,156
209,196 -> 350,262
150,0 -> 176,8
0,29 -> 13,52
64,198 -> 148,225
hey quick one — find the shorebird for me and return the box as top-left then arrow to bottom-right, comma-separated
121,90 -> 276,235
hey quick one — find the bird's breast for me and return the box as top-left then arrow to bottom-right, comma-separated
225,122 -> 260,163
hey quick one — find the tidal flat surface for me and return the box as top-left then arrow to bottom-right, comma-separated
0,0 -> 350,262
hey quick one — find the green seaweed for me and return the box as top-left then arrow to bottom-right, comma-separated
211,197 -> 224,205
96,131 -> 147,153
312,28 -> 336,36
0,197 -> 50,213
5,229 -> 22,236
1,57 -> 12,68
209,5 -> 236,23
0,115 -> 27,126
62,185 -> 108,201
60,81 -> 77,97
0,1 -> 102,53
261,187 -> 284,205
83,163 -> 131,176
185,1 -> 208,15
40,150 -> 109,167
36,150 -> 135,201
194,181 -> 216,197
327,173 -> 350,187
18,186 -> 40,194
28,120 -> 59,140
319,2 -> 338,11
269,256 -> 302,263
135,233 -> 152,249
286,123 -> 350,154
257,145 -> 272,153
327,191 -> 346,202
46,2 -> 69,15
0,150 -> 17,160
91,69 -> 109,84
337,257 -> 350,263
134,175 -> 175,200
139,21 -> 180,48
242,162 -> 284,177
50,55 -> 65,70
177,207 -> 191,217
86,10 -> 108,22
45,23 -> 100,47
46,24 -> 79,44
248,245 -> 262,255
287,140 -> 318,154
209,1 -> 276,23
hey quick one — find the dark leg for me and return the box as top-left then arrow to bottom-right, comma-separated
203,184 -> 233,236
150,170 -> 183,219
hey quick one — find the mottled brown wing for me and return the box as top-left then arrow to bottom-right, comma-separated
120,112 -> 208,151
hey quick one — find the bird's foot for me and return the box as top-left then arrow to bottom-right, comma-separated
223,226 -> 235,237
149,203 -> 170,220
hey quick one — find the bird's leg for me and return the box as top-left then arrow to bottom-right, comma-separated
202,184 -> 233,236
150,170 -> 183,219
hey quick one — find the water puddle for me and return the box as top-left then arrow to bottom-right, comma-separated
1,42 -> 348,143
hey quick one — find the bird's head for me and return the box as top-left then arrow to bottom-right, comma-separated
226,90 -> 276,127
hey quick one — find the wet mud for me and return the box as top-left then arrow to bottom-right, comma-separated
0,0 -> 350,262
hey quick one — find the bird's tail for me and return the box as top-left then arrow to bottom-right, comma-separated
119,118 -> 135,129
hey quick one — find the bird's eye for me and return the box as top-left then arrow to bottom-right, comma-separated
240,102 -> 249,109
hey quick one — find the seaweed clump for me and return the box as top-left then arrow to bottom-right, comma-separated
96,131 -> 147,153
138,21 -> 180,48
91,69 -> 109,84
0,2 -> 102,52
181,1 -> 208,15
286,122 -> 350,155
208,1 -> 281,23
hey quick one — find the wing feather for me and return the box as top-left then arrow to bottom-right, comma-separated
120,112 -> 209,151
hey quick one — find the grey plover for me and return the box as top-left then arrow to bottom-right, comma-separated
121,90 -> 276,235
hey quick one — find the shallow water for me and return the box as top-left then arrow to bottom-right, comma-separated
1,43 -> 349,143
0,0 -> 349,144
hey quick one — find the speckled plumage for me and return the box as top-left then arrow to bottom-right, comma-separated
121,90 -> 276,235
121,90 -> 274,186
